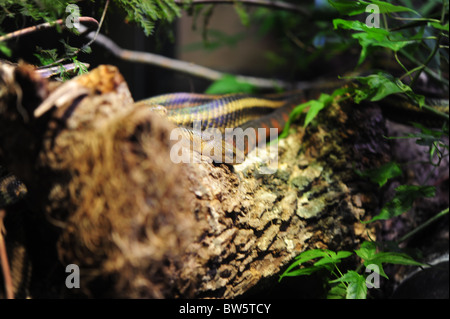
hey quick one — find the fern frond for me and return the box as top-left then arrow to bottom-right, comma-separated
114,0 -> 180,36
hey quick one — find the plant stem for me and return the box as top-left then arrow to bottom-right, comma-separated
397,207 -> 449,243
410,34 -> 442,88
0,17 -> 98,42
399,49 -> 449,86
395,51 -> 413,82
410,1 -> 446,88
41,0 -> 110,69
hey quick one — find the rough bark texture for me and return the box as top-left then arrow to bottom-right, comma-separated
1,63 -> 389,298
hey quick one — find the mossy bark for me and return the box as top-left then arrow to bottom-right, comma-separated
1,63 -> 388,298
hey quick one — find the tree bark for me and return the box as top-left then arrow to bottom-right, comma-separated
1,63 -> 388,298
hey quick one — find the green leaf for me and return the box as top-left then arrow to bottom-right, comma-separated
72,57 -> 89,75
355,162 -> 403,187
333,17 -> 416,65
234,1 -> 250,27
279,266 -> 321,280
429,21 -> 449,31
327,282 -> 347,299
34,47 -> 59,66
329,271 -> 367,299
304,99 -> 327,127
336,251 -> 354,259
350,72 -> 426,106
294,249 -> 331,261
279,249 -> 350,281
345,275 -> 367,299
364,185 -> 436,223
205,74 -> 256,94
352,31 -> 412,65
328,0 -> 418,15
333,18 -> 371,32
314,250 -> 353,266
368,0 -> 418,14
355,241 -> 388,278
369,251 -> 426,267
0,42 -> 12,57
328,0 -> 368,16
117,0 -> 181,36
279,249 -> 328,281
279,87 -> 349,139
278,102 -> 309,139
359,249 -> 425,279
297,93 -> 332,128
355,241 -> 377,261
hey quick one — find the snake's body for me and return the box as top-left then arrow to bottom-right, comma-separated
136,91 -> 304,163
140,92 -> 300,131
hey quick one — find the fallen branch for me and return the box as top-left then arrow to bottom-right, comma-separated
78,25 -> 294,89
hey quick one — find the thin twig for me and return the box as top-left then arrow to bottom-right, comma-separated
80,24 -> 347,90
410,2 -> 446,88
0,17 -> 99,42
78,24 -> 298,89
39,0 -> 110,69
174,0 -> 309,15
397,207 -> 449,243
399,49 -> 449,87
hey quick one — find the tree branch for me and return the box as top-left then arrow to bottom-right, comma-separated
78,24 -> 296,90
0,17 -> 98,43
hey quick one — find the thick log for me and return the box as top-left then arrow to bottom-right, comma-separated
0,63 -> 386,298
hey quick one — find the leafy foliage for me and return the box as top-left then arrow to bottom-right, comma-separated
365,185 -> 436,223
279,244 -> 425,299
204,74 -> 256,94
0,0 -> 69,24
276,0 -> 448,299
114,0 -> 180,36
279,241 -> 427,299
355,162 -> 403,187
0,0 -> 182,80
279,88 -> 349,139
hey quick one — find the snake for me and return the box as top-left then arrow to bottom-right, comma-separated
134,91 -> 305,163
